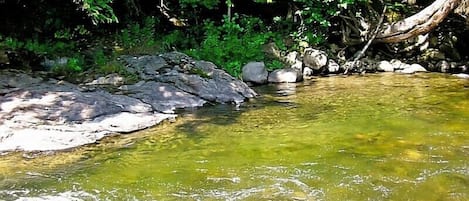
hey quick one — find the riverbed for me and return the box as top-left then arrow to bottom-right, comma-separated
1,73 -> 468,200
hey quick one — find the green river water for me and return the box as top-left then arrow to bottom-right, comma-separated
0,73 -> 468,200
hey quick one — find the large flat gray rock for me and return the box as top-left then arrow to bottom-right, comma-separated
0,52 -> 257,152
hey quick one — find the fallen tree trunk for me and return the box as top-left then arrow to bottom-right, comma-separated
376,0 -> 462,43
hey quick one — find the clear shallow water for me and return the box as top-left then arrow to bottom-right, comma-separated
1,73 -> 468,201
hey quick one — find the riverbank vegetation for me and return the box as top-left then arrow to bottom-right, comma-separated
1,0 -> 468,80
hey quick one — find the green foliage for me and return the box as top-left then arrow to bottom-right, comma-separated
50,56 -> 85,77
67,57 -> 83,72
160,30 -> 195,51
1,36 -> 76,56
54,25 -> 91,40
179,0 -> 220,9
187,15 -> 279,77
73,0 -> 118,24
115,17 -> 158,54
265,59 -> 285,70
292,0 -> 368,44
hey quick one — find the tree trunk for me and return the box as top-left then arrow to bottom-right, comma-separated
376,0 -> 462,43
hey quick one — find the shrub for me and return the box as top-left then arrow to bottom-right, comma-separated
186,14 -> 283,77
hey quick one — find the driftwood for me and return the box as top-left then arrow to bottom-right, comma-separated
341,0 -> 463,45
376,0 -> 462,43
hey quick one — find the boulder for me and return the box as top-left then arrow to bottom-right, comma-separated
377,61 -> 394,72
157,60 -> 257,104
390,59 -> 406,70
399,64 -> 427,74
453,73 -> 469,79
241,62 -> 269,84
285,51 -> 299,65
0,70 -> 175,152
303,48 -> 328,70
303,67 -> 313,77
436,60 -> 450,73
0,52 -> 257,152
327,59 -> 341,74
268,68 -> 303,83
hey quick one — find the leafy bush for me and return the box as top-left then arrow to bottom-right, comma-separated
186,14 -> 282,77
1,36 -> 76,56
115,17 -> 158,54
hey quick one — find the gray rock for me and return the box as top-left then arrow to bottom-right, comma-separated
327,59 -> 341,73
0,52 -> 257,152
0,112 -> 175,151
242,62 -> 268,84
290,60 -> 303,72
285,51 -> 299,65
453,73 -> 469,79
159,51 -> 192,65
390,59 -> 406,70
86,73 -> 125,86
159,61 -> 257,104
399,64 -> 427,74
377,61 -> 394,72
40,57 -> 69,70
436,60 -> 450,73
0,71 -> 175,152
303,48 -> 328,70
119,55 -> 168,80
458,64 -> 468,73
303,67 -> 313,77
123,81 -> 206,113
268,68 -> 303,83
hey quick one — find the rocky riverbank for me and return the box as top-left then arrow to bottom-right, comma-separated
0,52 -> 256,152
2,48 -> 468,153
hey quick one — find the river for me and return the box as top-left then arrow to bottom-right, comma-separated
1,73 -> 468,200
